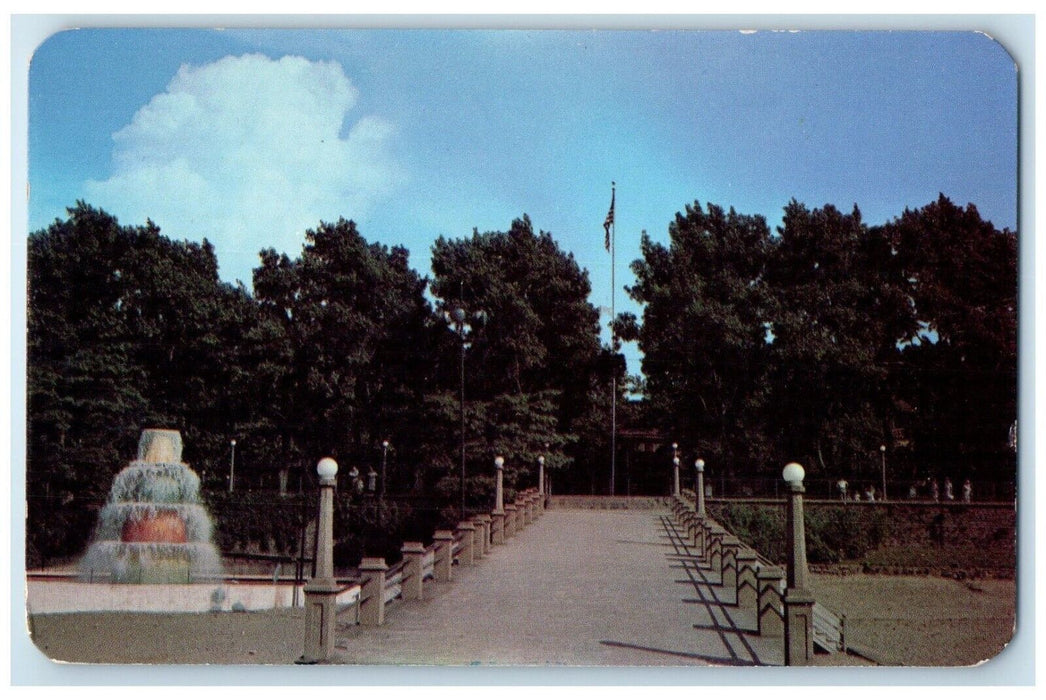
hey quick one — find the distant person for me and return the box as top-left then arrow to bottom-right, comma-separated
837,480 -> 848,501
348,466 -> 362,496
944,477 -> 954,501
962,479 -> 972,503
908,483 -> 918,500
930,478 -> 940,502
864,485 -> 876,502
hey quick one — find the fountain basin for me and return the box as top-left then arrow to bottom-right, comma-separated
26,575 -> 361,614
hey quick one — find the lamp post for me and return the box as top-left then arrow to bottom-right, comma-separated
299,457 -> 339,663
782,461 -> 814,665
879,444 -> 887,502
447,305 -> 486,520
494,455 -> 505,512
538,455 -> 545,499
451,307 -> 467,520
695,459 -> 706,517
228,439 -> 237,493
671,442 -> 680,497
380,440 -> 389,501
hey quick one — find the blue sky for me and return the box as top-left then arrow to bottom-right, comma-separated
27,28 -> 1018,376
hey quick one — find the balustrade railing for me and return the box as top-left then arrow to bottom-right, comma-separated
672,492 -> 846,661
324,488 -> 542,628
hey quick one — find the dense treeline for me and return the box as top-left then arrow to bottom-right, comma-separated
620,195 -> 1017,491
27,204 -> 617,564
26,194 -> 1016,564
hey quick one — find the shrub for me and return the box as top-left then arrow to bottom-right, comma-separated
708,502 -> 892,564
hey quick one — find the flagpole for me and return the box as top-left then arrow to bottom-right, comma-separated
610,181 -> 616,496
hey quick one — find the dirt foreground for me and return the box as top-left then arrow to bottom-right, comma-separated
809,573 -> 1016,667
25,573 -> 1015,668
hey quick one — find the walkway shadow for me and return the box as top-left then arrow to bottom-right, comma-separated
658,514 -> 768,666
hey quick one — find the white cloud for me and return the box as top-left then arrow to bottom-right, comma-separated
86,54 -> 401,285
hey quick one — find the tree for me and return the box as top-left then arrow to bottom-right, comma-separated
625,202 -> 775,475
882,195 -> 1018,480
251,218 -> 436,492
27,202 -> 251,561
763,200 -> 914,479
429,215 -> 608,497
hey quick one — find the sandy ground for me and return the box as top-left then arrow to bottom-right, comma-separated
25,573 -> 1015,668
809,573 -> 1016,667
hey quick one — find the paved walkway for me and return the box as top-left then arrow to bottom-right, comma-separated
332,507 -> 784,666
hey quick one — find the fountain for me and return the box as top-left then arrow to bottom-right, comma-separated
79,429 -> 223,584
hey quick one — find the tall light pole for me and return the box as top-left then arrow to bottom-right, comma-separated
880,444 -> 887,502
380,439 -> 389,501
451,307 -> 467,520
671,442 -> 680,497
695,459 -> 706,517
447,303 -> 486,521
228,439 -> 237,493
538,454 -> 545,498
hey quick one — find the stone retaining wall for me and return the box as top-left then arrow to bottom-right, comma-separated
549,495 -> 668,510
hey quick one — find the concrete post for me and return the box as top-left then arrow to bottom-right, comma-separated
709,528 -> 724,577
757,566 -> 785,637
358,557 -> 388,626
736,550 -> 759,610
701,521 -> 714,559
783,462 -> 813,665
685,512 -> 698,547
538,456 -> 545,506
785,466 -> 810,592
504,504 -> 518,539
476,514 -> 492,554
401,542 -> 425,601
491,510 -> 505,545
433,530 -> 455,581
695,459 -> 706,517
720,535 -> 741,598
494,456 -> 505,512
785,589 -> 816,665
456,521 -> 475,566
300,457 -> 340,664
470,517 -> 486,559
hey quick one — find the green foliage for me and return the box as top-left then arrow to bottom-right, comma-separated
27,202 -> 252,561
628,195 -> 1017,487
25,192 -> 1016,565
252,217 -> 436,476
627,203 -> 777,475
709,503 -> 786,562
710,503 -> 892,564
429,215 -> 609,496
804,506 -> 891,563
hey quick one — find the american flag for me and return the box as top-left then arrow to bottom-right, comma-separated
603,188 -> 615,251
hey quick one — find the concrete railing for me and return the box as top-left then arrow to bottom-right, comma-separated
343,488 -> 543,629
671,493 -> 846,663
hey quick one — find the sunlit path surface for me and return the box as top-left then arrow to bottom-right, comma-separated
333,507 -> 783,665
